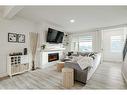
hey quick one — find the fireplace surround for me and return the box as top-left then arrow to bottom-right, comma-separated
40,50 -> 64,68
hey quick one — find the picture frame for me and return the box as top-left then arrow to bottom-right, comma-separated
17,34 -> 25,43
8,33 -> 17,42
8,33 -> 25,43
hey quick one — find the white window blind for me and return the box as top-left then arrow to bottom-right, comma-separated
79,36 -> 92,42
79,36 -> 92,52
71,35 -> 93,52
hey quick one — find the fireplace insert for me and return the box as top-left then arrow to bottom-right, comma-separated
48,53 -> 59,62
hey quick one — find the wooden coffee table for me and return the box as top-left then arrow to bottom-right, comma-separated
57,62 -> 65,72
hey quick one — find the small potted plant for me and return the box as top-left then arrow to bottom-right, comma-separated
41,44 -> 46,50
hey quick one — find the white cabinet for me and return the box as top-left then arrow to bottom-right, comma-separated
7,55 -> 29,77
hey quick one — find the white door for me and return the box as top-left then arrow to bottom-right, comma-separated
102,27 -> 125,62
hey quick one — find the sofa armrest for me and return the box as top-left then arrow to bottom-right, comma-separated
64,61 -> 88,71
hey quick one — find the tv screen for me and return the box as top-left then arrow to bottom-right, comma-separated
46,28 -> 64,43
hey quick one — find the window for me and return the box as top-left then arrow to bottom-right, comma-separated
79,41 -> 92,52
79,36 -> 92,52
71,35 -> 93,52
111,36 -> 123,52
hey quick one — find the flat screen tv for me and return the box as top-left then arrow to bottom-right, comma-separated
123,36 -> 127,61
46,28 -> 64,43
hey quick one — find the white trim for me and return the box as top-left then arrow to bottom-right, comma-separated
0,72 -> 8,78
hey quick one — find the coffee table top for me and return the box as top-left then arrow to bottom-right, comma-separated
58,61 -> 65,64
62,68 -> 73,72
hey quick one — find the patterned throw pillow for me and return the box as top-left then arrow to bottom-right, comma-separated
88,52 -> 96,59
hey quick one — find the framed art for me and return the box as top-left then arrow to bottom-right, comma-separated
8,33 -> 17,42
17,34 -> 25,43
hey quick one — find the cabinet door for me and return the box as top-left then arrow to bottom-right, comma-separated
23,64 -> 29,71
11,64 -> 14,74
20,64 -> 29,72
11,64 -> 20,74
16,64 -> 20,73
20,64 -> 25,71
25,64 -> 29,70
21,56 -> 29,64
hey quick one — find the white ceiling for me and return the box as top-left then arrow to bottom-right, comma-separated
11,6 -> 127,32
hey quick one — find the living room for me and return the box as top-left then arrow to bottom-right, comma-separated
0,5 -> 127,91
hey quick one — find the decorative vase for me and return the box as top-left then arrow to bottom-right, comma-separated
32,60 -> 35,70
41,45 -> 46,50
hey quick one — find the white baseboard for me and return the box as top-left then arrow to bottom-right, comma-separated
0,72 -> 8,78
103,60 -> 122,64
121,71 -> 127,84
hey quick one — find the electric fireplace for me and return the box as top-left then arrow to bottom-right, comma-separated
48,53 -> 59,62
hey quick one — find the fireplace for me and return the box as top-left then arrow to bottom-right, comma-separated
48,53 -> 59,62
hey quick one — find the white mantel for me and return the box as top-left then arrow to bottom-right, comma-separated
40,48 -> 65,52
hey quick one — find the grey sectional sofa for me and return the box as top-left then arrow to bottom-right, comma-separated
64,52 -> 101,84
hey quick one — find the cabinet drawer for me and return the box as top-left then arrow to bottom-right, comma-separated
21,56 -> 29,64
25,64 -> 29,70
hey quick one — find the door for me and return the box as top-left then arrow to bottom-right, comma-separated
102,27 -> 125,62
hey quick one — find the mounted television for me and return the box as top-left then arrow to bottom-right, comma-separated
123,36 -> 127,61
46,28 -> 64,43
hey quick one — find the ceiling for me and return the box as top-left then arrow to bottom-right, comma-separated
8,6 -> 127,32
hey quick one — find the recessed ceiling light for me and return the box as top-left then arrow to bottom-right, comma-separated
70,19 -> 75,23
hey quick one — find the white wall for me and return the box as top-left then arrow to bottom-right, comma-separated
0,17 -> 37,77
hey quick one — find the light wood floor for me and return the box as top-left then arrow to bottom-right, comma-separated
0,61 -> 127,89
